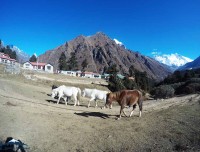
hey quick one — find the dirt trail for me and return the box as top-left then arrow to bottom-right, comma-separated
0,77 -> 200,152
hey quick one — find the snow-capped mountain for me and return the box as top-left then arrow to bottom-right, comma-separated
178,56 -> 200,70
113,38 -> 126,48
8,45 -> 30,63
152,52 -> 193,70
113,38 -> 123,46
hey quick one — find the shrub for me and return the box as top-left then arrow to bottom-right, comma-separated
108,75 -> 125,92
176,83 -> 200,94
123,77 -> 138,90
151,85 -> 175,99
170,82 -> 185,90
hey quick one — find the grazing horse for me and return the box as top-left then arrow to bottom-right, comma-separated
51,85 -> 81,106
51,85 -> 70,101
106,89 -> 143,120
51,85 -> 58,90
82,88 -> 108,108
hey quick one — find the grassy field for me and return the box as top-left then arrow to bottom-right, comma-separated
0,65 -> 200,152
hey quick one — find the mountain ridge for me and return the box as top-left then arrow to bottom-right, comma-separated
152,53 -> 193,70
39,32 -> 172,81
178,56 -> 200,70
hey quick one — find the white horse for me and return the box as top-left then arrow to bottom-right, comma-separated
51,85 -> 81,106
82,88 -> 108,108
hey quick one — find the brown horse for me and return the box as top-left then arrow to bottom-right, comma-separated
106,89 -> 143,120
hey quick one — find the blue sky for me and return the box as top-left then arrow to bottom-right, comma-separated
0,0 -> 200,59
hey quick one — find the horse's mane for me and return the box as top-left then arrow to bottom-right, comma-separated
111,90 -> 122,100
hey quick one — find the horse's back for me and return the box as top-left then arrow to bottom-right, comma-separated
120,90 -> 141,104
84,88 -> 107,100
94,90 -> 108,100
83,88 -> 96,97
62,86 -> 77,96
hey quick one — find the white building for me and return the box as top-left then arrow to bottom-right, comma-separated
60,70 -> 81,76
23,61 -> 54,73
60,70 -> 101,78
0,52 -> 17,65
81,71 -> 101,78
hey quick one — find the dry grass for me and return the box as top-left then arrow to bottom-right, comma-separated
0,65 -> 200,152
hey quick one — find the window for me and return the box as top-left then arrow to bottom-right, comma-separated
47,66 -> 51,70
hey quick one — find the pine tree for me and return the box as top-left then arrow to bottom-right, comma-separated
67,52 -> 78,70
10,51 -> 17,60
81,59 -> 88,71
29,54 -> 37,62
107,64 -> 118,75
129,65 -> 135,77
58,52 -> 68,70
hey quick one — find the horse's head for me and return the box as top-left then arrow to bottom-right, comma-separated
52,85 -> 58,90
105,92 -> 113,109
51,89 -> 58,98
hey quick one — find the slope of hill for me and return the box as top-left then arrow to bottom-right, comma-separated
39,32 -> 172,81
0,40 -> 30,63
8,45 -> 30,63
178,56 -> 200,70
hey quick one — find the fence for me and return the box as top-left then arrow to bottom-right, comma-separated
4,63 -> 21,74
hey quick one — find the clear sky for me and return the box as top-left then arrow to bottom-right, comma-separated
0,0 -> 200,59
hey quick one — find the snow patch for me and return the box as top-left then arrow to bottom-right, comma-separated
152,52 -> 193,67
113,38 -> 123,46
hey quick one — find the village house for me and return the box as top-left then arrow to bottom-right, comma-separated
0,52 -> 17,65
23,61 -> 54,73
60,70 -> 101,78
81,71 -> 101,78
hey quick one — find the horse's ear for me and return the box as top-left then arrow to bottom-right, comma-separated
107,91 -> 111,95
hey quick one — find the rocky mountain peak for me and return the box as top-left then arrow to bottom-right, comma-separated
39,32 -> 172,81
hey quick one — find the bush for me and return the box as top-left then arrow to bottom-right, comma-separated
170,82 -> 185,90
151,85 -> 175,99
176,83 -> 200,94
108,75 -> 125,92
123,77 -> 138,90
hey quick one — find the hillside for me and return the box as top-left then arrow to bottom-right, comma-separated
39,32 -> 172,81
178,56 -> 200,70
0,74 -> 199,152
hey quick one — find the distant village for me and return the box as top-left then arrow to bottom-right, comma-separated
0,52 -> 124,79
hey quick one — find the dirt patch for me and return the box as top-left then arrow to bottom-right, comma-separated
0,73 -> 200,152
5,101 -> 17,106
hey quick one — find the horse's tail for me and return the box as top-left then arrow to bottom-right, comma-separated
77,88 -> 81,102
137,90 -> 143,117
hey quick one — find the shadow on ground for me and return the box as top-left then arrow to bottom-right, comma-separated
74,112 -> 111,119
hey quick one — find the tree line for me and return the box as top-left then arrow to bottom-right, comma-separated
0,42 -> 17,60
58,52 -> 88,71
106,64 -> 154,92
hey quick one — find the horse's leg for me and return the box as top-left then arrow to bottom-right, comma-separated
122,108 -> 128,117
73,95 -> 77,106
129,104 -> 136,117
77,98 -> 80,106
64,97 -> 67,105
95,99 -> 98,108
57,96 -> 61,104
88,97 -> 95,108
117,106 -> 124,120
138,99 -> 143,117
